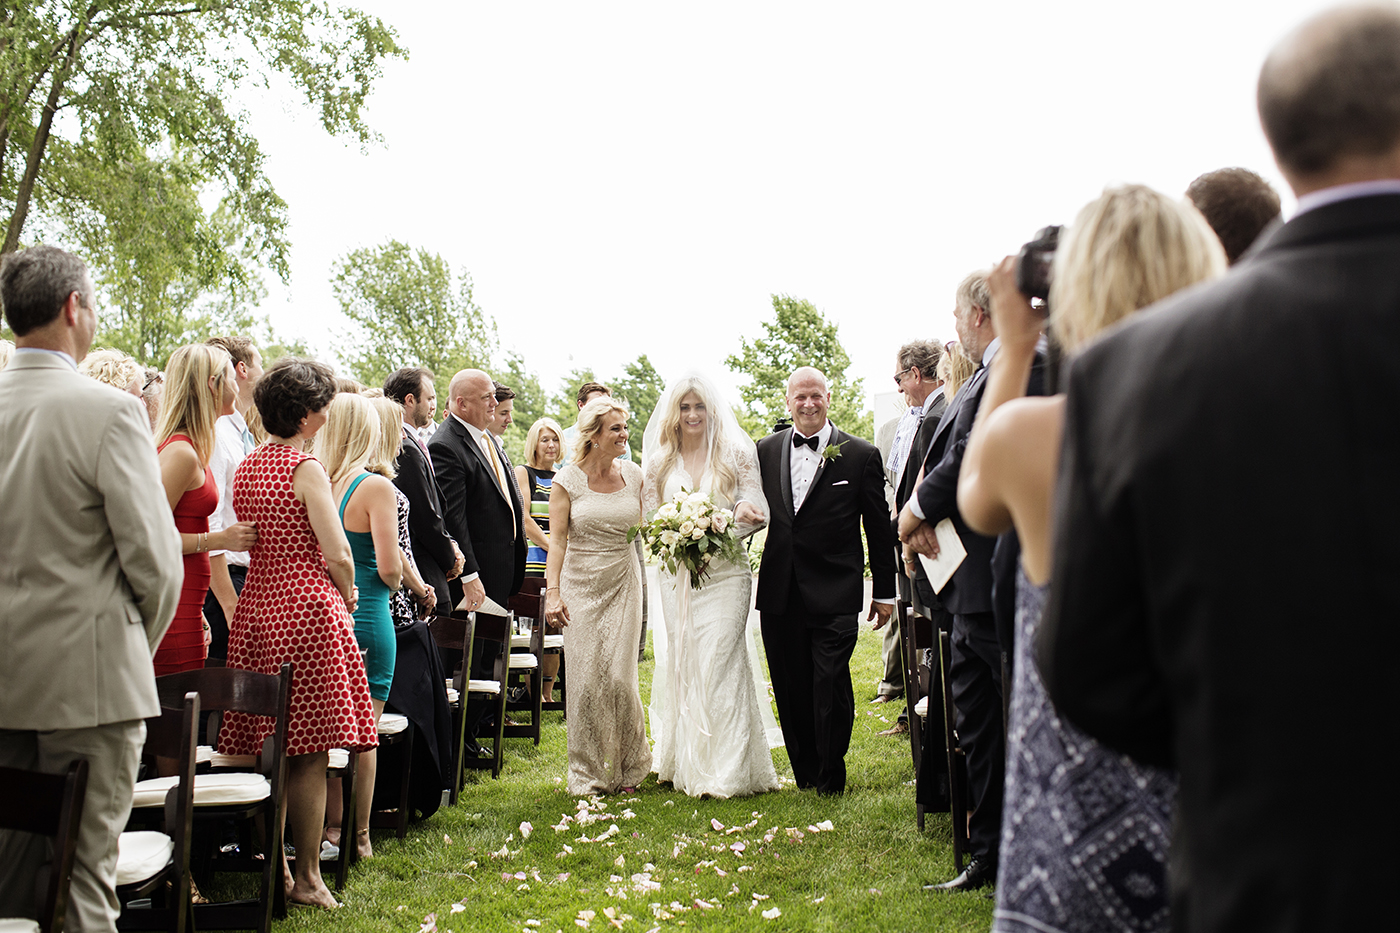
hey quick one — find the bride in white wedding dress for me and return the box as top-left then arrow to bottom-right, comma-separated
643,373 -> 782,799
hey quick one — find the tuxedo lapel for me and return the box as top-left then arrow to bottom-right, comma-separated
798,427 -> 840,515
779,428 -> 795,518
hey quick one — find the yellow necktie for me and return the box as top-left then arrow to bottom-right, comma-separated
479,432 -> 508,501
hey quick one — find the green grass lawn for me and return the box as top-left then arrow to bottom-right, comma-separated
277,617 -> 993,933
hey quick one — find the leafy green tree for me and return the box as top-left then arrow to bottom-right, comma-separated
725,294 -> 873,439
500,350 -> 547,430
613,353 -> 667,459
331,240 -> 497,403
0,1 -> 405,357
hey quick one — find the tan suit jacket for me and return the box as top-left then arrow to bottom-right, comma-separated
0,352 -> 182,730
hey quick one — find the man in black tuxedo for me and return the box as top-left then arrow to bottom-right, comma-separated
1040,8 -> 1400,931
898,270 -> 1038,891
755,367 -> 896,796
385,367 -> 463,611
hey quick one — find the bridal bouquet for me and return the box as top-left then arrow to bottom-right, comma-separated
629,489 -> 743,590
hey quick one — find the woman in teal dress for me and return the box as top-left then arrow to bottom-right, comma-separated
316,392 -> 402,859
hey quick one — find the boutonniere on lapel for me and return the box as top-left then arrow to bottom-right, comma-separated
821,441 -> 846,462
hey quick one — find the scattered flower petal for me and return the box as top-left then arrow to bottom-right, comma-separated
812,895 -> 825,904
444,834 -> 453,844
521,821 -> 534,839
710,818 -> 725,831
614,855 -> 625,867
694,899 -> 715,910
762,907 -> 782,920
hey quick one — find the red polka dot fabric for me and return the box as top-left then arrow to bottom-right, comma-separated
217,443 -> 379,757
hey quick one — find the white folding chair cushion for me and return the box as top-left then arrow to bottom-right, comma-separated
468,679 -> 501,695
510,632 -> 531,649
196,745 -> 214,764
208,753 -> 257,769
115,831 -> 173,886
133,772 -> 270,808
0,919 -> 42,933
377,713 -> 409,735
543,634 -> 564,650
446,688 -> 460,704
914,696 -> 929,718
327,748 -> 349,770
508,653 -> 538,669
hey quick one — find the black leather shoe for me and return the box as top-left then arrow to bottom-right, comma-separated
924,855 -> 996,892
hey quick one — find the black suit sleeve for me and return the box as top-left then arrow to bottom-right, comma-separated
860,443 -> 898,601
914,409 -> 971,527
1037,362 -> 1173,769
396,440 -> 456,575
431,438 -> 480,579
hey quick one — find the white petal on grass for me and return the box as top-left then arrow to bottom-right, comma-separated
762,907 -> 782,920
815,819 -> 834,831
752,893 -> 770,901
444,834 -> 452,844
710,818 -> 724,831
614,855 -> 625,867
520,821 -> 534,839
812,895 -> 825,904
450,904 -> 466,914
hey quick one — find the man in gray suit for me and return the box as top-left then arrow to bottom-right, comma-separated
0,245 -> 182,932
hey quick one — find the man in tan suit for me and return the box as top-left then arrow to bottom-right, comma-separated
0,245 -> 182,932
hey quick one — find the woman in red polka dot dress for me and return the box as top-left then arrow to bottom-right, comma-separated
218,357 -> 377,910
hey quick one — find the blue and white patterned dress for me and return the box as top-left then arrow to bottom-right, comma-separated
994,568 -> 1177,933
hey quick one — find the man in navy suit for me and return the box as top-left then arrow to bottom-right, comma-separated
755,367 -> 896,795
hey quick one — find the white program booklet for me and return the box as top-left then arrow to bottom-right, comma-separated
916,518 -> 967,594
454,592 -> 508,616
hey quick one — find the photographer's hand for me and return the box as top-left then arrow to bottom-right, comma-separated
988,255 -> 1044,356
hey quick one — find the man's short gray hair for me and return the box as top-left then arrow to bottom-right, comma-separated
0,244 -> 92,337
955,270 -> 992,320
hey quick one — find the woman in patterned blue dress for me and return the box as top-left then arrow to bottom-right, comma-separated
516,417 -> 564,700
951,185 -> 1226,932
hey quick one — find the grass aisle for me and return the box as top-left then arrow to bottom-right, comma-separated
280,618 -> 994,932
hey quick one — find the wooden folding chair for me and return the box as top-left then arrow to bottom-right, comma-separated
429,612 -> 507,784
146,664 -> 291,933
117,692 -> 198,933
466,613 -> 512,777
369,714 -> 414,839
322,749 -> 357,891
504,579 -> 546,746
0,760 -> 88,933
938,630 -> 970,872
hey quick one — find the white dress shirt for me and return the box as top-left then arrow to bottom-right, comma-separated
208,410 -> 252,565
789,421 -> 833,513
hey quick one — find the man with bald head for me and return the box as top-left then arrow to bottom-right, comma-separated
429,368 -> 526,613
754,367 -> 896,796
1039,6 -> 1400,930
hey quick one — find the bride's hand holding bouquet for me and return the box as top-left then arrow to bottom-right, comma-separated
630,488 -> 743,590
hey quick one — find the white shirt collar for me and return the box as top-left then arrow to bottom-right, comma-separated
226,408 -> 248,432
450,411 -> 489,442
981,337 -> 1001,367
15,347 -> 77,370
1293,179 -> 1400,218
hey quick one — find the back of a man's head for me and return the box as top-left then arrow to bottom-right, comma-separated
1186,168 -> 1282,263
384,366 -> 433,404
1259,3 -> 1400,179
0,245 -> 90,337
205,335 -> 257,368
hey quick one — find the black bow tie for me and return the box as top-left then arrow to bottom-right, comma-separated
792,432 -> 820,451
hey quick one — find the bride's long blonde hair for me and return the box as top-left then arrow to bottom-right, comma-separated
647,375 -> 738,503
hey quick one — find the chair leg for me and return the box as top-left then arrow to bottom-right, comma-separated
395,728 -> 414,839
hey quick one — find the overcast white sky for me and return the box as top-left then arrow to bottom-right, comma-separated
246,0 -> 1333,416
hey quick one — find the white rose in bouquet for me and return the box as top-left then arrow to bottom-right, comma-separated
658,502 -> 678,520
695,514 -> 711,531
686,491 -> 708,507
691,527 -> 706,540
712,510 -> 730,533
660,529 -> 680,547
678,520 -> 695,537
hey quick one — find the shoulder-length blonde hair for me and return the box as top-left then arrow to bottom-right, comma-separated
314,392 -> 381,485
525,417 -> 565,470
1049,184 -> 1228,354
571,397 -> 630,465
646,375 -> 738,502
367,396 -> 403,479
939,342 -> 977,401
155,344 -> 232,466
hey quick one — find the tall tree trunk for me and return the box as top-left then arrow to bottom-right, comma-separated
2,22 -> 83,254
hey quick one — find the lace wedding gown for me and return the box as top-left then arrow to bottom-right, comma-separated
645,446 -> 781,799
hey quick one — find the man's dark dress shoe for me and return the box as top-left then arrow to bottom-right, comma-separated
924,855 -> 996,892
